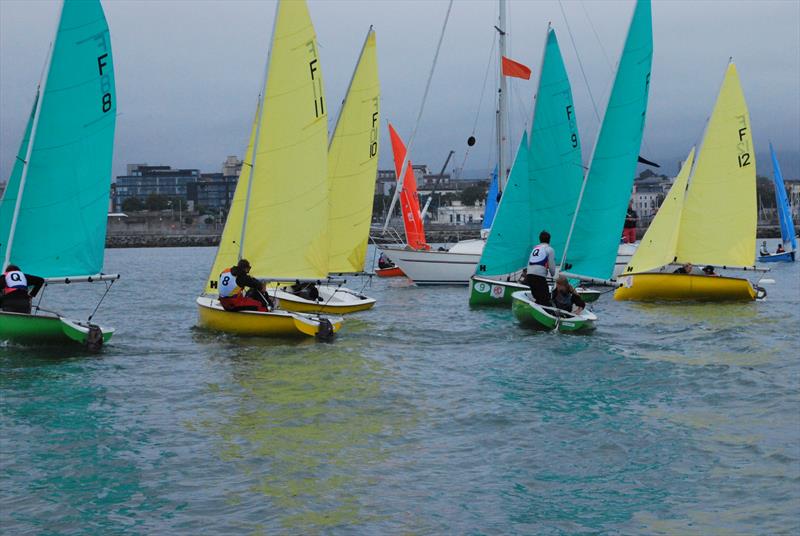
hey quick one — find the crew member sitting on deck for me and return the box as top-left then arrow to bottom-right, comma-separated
526,230 -> 556,306
702,265 -> 719,276
551,275 -> 585,314
759,241 -> 770,256
623,202 -> 638,244
673,263 -> 694,274
377,253 -> 394,269
290,281 -> 320,302
776,243 -> 786,254
0,264 -> 45,314
218,259 -> 272,312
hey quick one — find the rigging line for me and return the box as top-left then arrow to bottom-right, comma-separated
382,0 -> 455,232
557,0 -> 601,125
88,279 -> 116,322
459,29 -> 497,178
579,1 -> 613,72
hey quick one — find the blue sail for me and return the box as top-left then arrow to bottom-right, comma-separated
482,166 -> 499,230
770,143 -> 797,251
563,0 -> 653,280
0,0 -> 116,277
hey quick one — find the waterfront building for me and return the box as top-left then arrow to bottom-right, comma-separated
114,164 -> 199,211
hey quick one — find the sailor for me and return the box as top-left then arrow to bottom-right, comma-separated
526,230 -> 556,306
759,241 -> 770,256
776,243 -> 786,254
702,265 -> 719,276
673,262 -> 694,274
551,275 -> 585,314
377,252 -> 394,269
0,264 -> 45,314
623,202 -> 638,244
218,259 -> 272,312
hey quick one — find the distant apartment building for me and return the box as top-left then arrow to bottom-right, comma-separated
375,164 -> 427,195
630,173 -> 674,223
114,164 -> 200,211
114,157 -> 243,213
187,173 -> 238,212
788,181 -> 800,221
433,199 -> 487,225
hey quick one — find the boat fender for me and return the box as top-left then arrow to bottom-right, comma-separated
755,286 -> 767,300
86,324 -> 104,352
315,318 -> 335,343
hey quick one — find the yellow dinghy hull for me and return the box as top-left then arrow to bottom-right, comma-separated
196,296 -> 343,338
273,285 -> 376,315
614,273 -> 757,302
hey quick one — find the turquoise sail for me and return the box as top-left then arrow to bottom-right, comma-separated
0,92 -> 38,263
476,28 -> 582,276
476,133 -> 529,275
0,0 -> 116,277
526,29 -> 583,266
482,166 -> 499,230
563,0 -> 653,280
770,143 -> 797,251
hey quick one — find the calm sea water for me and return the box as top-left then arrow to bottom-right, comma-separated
1,244 -> 798,535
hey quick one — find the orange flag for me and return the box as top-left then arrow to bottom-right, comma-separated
501,56 -> 531,80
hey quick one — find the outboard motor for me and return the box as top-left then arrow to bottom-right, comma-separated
315,318 -> 335,343
85,324 -> 104,352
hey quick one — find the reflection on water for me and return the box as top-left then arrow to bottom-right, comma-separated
2,247 -> 799,534
203,343 -> 409,532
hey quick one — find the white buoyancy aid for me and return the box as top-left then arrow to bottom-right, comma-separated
3,270 -> 28,294
528,243 -> 555,277
218,269 -> 241,298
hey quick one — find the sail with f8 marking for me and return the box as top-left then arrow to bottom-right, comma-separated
0,0 -> 116,278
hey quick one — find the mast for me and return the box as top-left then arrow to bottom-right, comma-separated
3,4 -> 62,271
238,0 -> 280,260
329,26 -> 373,150
497,0 -> 509,191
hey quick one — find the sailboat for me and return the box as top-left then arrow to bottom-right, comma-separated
615,62 -> 766,301
274,28 -> 379,314
196,0 -> 343,337
469,27 -> 600,307
0,0 -> 119,348
513,0 -> 653,330
757,143 -> 796,262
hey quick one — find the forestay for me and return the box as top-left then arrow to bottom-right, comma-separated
562,0 -> 653,281
327,29 -> 380,274
0,0 -> 116,278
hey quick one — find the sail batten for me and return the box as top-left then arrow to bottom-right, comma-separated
0,0 -> 116,278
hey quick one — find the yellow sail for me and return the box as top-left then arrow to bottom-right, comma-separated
624,148 -> 695,274
327,29 -> 380,274
204,0 -> 329,293
675,63 -> 756,267
204,107 -> 258,294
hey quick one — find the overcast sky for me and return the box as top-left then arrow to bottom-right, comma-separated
1,0 -> 799,182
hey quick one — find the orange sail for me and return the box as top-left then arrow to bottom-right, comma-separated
388,123 -> 429,250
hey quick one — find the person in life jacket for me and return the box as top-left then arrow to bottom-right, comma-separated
218,259 -> 273,312
551,275 -> 585,314
525,230 -> 556,306
0,264 -> 45,314
623,202 -> 638,244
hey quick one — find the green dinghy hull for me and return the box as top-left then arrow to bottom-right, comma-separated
510,291 -> 596,333
0,311 -> 114,347
469,276 -> 601,307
